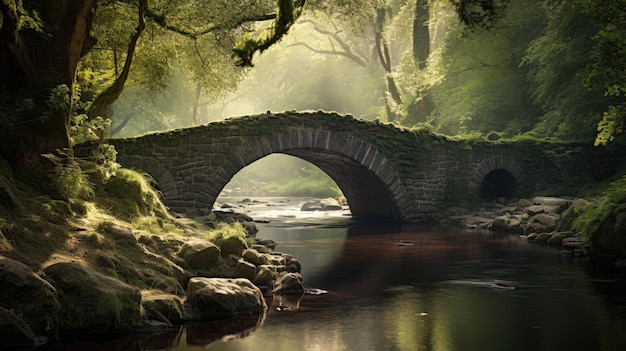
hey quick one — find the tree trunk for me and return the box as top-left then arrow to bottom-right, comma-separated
375,8 -> 402,122
0,1 -> 96,170
87,0 -> 146,120
192,82 -> 202,125
413,0 -> 430,69
406,0 -> 434,124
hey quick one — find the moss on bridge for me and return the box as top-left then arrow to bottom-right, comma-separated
106,111 -> 626,219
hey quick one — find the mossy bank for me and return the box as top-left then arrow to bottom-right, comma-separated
0,159 -> 302,348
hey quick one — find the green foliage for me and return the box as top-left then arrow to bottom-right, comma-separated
573,177 -> 626,254
43,152 -> 95,202
523,0 -> 605,142
450,0 -> 510,30
227,154 -> 343,198
2,0 -> 44,35
205,222 -> 250,256
69,115 -> 112,145
232,0 -> 304,66
595,104 -> 626,146
267,177 -> 342,198
430,1 -> 544,137
100,168 -> 168,220
576,0 -> 626,145
556,201 -> 587,232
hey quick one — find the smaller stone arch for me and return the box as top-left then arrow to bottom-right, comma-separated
471,156 -> 523,201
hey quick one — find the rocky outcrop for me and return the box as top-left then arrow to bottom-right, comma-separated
451,196 -> 594,257
186,277 -> 267,319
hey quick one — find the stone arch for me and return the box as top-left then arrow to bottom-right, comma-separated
210,127 -> 409,221
116,155 -> 179,202
471,156 -> 523,200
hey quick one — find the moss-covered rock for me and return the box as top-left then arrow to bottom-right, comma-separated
43,262 -> 144,333
253,265 -> 276,288
186,277 -> 266,319
0,256 -> 59,339
233,259 -> 257,281
242,248 -> 270,266
214,235 -> 248,258
178,239 -> 221,269
141,291 -> 188,325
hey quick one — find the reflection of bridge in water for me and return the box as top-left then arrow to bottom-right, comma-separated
106,111 -> 623,222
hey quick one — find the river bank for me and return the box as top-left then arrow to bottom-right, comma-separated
2,169 -> 624,349
0,165 -> 318,349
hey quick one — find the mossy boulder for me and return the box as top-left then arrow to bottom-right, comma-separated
178,239 -> 221,269
0,256 -> 59,340
253,265 -> 277,288
282,254 -> 302,273
105,169 -> 148,204
233,259 -> 257,281
141,291 -> 188,325
214,235 -> 248,258
186,277 -> 266,319
242,248 -> 270,266
93,252 -> 141,283
43,262 -> 143,333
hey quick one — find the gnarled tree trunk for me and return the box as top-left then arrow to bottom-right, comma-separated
0,1 -> 96,170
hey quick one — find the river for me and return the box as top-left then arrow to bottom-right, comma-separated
42,198 -> 626,351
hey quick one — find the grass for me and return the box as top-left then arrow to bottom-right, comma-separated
0,159 -> 234,288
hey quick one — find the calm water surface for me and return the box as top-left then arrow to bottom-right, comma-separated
43,199 -> 626,351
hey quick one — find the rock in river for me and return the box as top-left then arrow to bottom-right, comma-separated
186,277 -> 267,319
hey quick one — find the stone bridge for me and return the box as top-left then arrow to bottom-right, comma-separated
105,111 -> 623,222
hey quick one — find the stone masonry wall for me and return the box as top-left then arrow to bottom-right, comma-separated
102,111 -> 625,222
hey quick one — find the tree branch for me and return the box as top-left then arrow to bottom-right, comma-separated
87,0 -> 146,119
298,19 -> 369,67
145,8 -> 277,39
288,42 -> 368,67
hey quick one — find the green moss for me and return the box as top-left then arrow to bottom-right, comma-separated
572,177 -> 626,256
206,222 -> 249,257
97,168 -> 168,220
94,252 -> 141,284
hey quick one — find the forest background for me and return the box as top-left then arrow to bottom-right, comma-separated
93,0 -> 626,195
0,0 -> 625,204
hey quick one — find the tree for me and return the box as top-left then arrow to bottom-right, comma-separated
0,0 -> 304,173
0,1 -> 96,169
429,1 -> 544,136
576,0 -> 626,145
523,0 -> 605,142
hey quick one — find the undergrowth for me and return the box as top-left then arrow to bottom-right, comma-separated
572,176 -> 626,255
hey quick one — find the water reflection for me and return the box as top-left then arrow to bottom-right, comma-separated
41,313 -> 265,351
